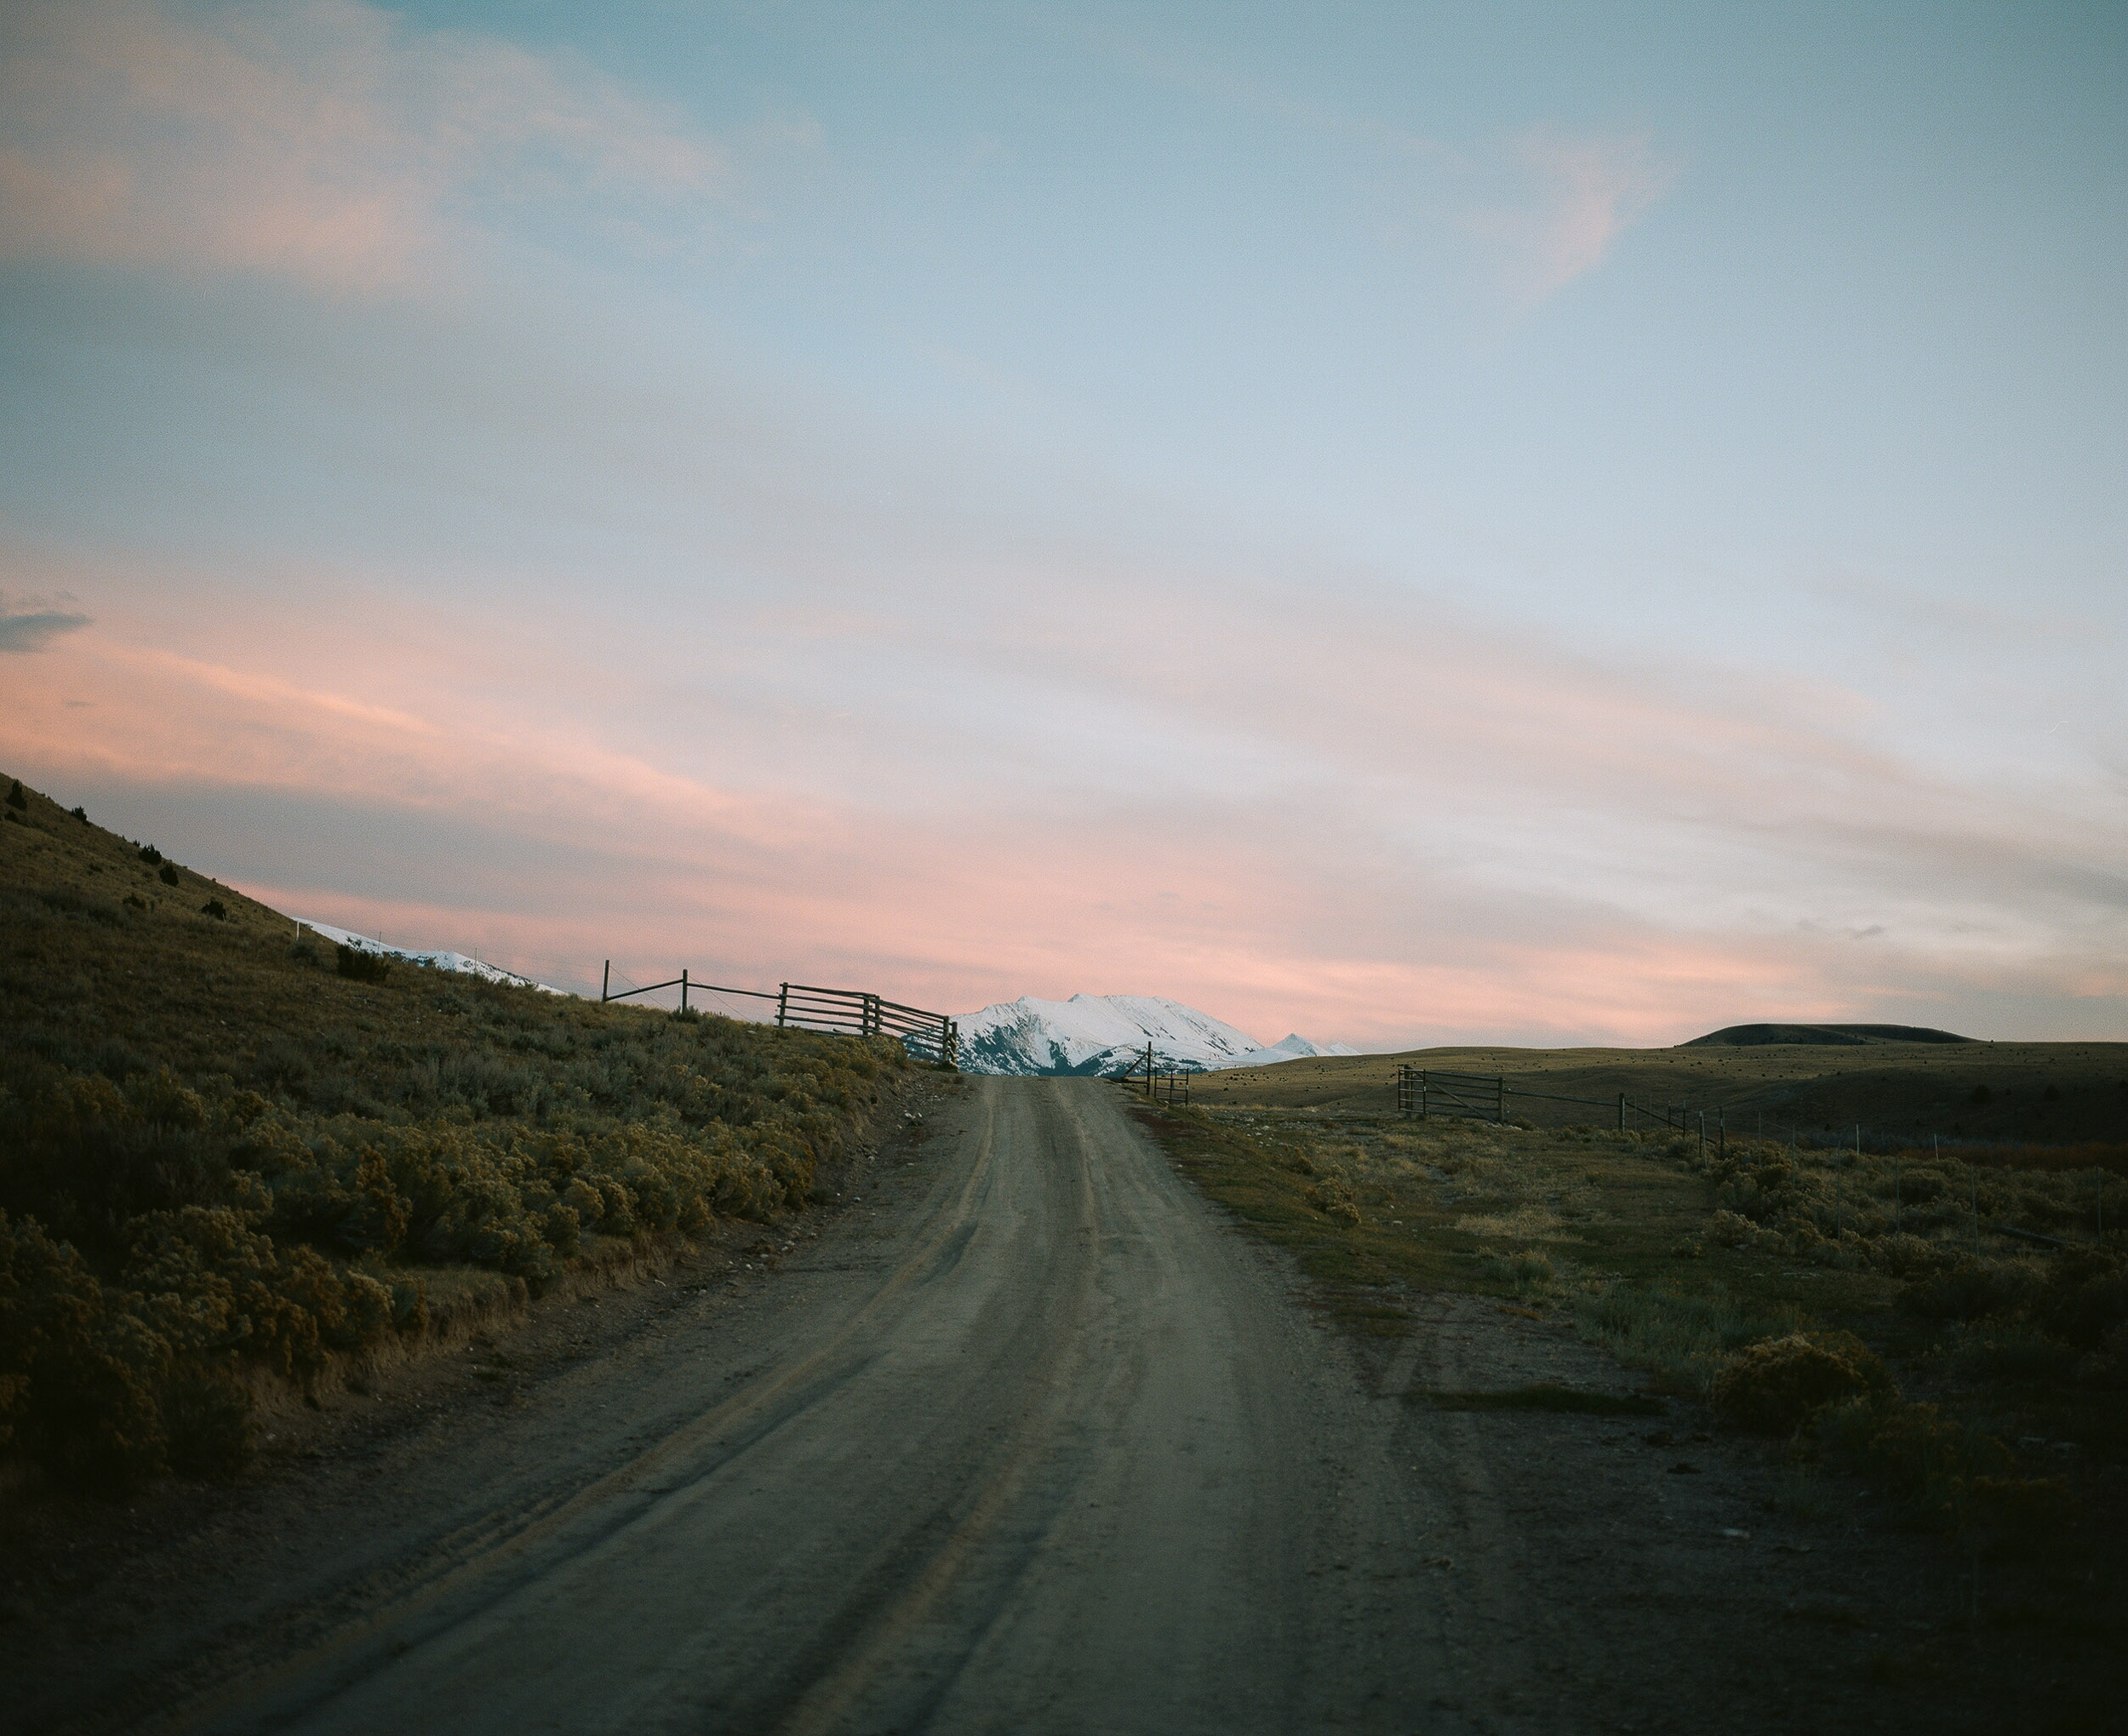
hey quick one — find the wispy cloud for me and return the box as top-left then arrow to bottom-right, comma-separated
0,593 -> 90,652
9,528 -> 2123,1044
1473,128 -> 1679,306
1078,23 -> 1675,310
0,0 -> 733,292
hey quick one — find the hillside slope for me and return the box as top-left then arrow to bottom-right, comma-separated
0,776 -> 907,1493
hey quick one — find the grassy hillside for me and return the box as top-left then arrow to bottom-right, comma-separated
1191,1039 -> 2128,1149
0,776 -> 910,1493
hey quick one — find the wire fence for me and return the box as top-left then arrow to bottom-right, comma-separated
1393,1065 -> 2119,1248
600,962 -> 958,1066
1397,1065 -> 1702,1137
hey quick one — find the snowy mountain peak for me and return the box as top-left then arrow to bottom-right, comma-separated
954,993 -> 1358,1076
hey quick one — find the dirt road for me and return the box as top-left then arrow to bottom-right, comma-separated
16,1077 -> 2059,1736
130,1078 -> 1449,1733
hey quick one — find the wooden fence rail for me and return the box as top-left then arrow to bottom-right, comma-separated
600,962 -> 958,1067
775,982 -> 960,1067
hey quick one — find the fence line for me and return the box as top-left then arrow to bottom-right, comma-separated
1395,1065 -> 1736,1151
601,962 -> 958,1067
1392,1066 -> 2118,1250
1110,1041 -> 1200,1105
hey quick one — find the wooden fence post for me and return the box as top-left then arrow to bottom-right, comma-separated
602,959 -> 610,1003
777,983 -> 789,1029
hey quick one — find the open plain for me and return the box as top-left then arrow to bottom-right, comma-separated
1190,1037 -> 2128,1150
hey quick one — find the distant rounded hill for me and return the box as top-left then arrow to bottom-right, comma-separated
1682,1022 -> 1973,1048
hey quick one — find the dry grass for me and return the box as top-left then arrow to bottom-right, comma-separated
1130,1084 -> 2128,1561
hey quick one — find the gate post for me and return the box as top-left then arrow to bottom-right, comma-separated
776,983 -> 789,1028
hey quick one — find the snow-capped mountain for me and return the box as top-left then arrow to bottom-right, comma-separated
1242,1033 -> 1364,1066
954,993 -> 1359,1076
298,919 -> 563,995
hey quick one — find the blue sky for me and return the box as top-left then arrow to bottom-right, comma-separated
3,1 -> 2124,1045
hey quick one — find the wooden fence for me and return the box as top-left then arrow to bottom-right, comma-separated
601,963 -> 958,1067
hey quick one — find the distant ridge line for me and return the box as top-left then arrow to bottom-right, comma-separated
1682,1022 -> 1972,1048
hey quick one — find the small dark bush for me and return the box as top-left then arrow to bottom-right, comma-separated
70,806 -> 85,821
124,893 -> 146,911
200,899 -> 227,921
1948,1322 -> 2079,1384
1969,1475 -> 2076,1531
5,779 -> 25,811
1712,1331 -> 1892,1433
335,945 -> 391,985
138,844 -> 163,865
1902,1256 -> 2045,1323
250,1039 -> 312,1094
158,863 -> 180,887
2036,1248 -> 2128,1346
161,1362 -> 255,1478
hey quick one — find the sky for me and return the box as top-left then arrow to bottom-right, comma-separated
3,0 -> 2125,1048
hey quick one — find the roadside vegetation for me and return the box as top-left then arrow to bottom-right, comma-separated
1133,1091 -> 2126,1585
1,778 -> 909,1494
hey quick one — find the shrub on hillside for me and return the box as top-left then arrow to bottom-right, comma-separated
1711,1331 -> 1892,1434
0,922 -> 903,1491
0,1210 -> 167,1492
335,944 -> 390,985
1816,1396 -> 2016,1532
1903,1255 -> 2047,1325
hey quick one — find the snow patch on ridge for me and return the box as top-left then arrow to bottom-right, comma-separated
298,919 -> 564,995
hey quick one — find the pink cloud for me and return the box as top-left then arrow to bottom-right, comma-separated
0,0 -> 731,292
1474,127 -> 1679,306
7,543 -> 2122,1047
